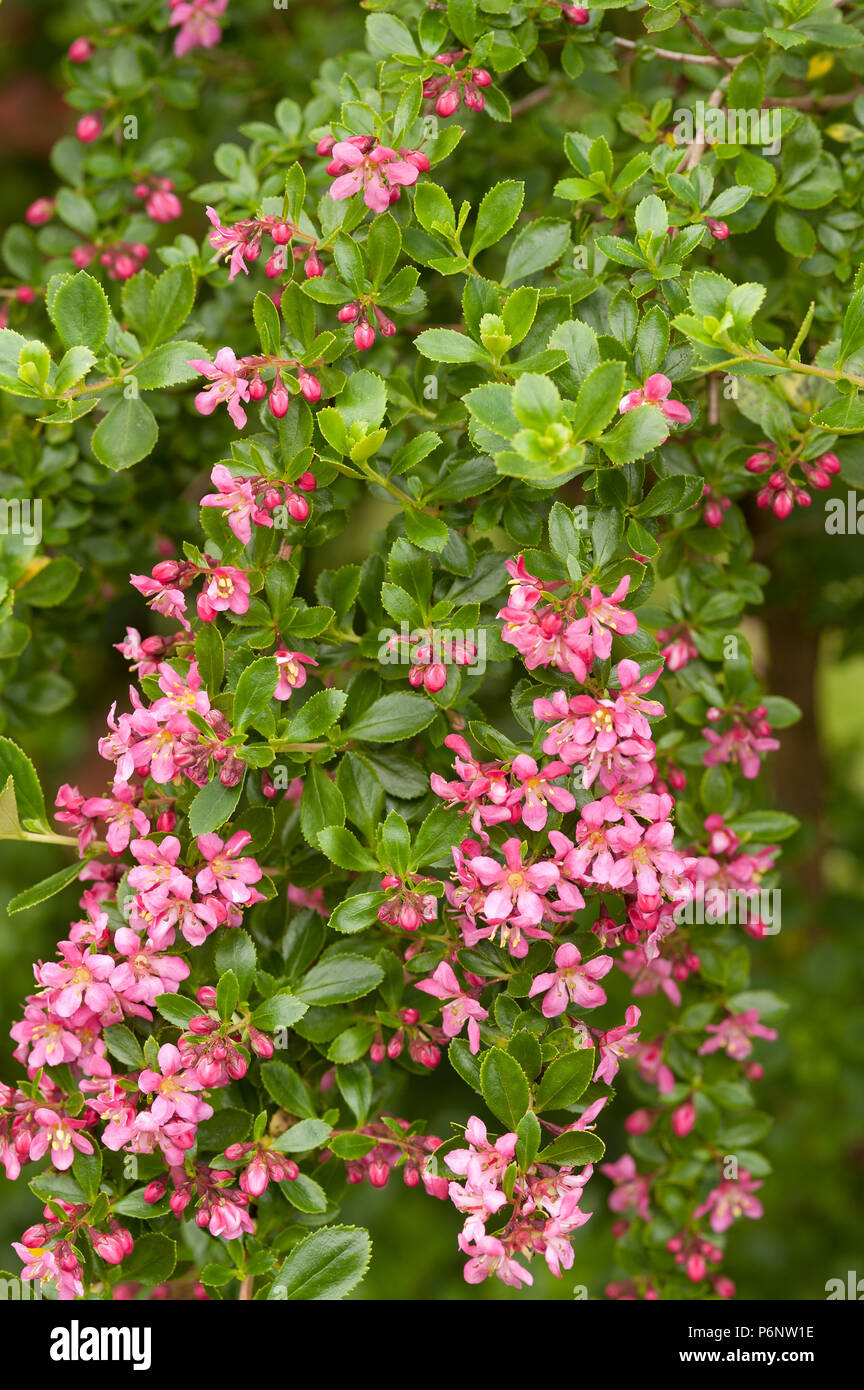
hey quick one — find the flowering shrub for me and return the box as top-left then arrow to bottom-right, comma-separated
6,0 -> 864,1302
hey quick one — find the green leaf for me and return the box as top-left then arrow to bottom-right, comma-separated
103,1023 -> 146,1070
535,1047 -> 595,1110
470,180 -> 524,259
598,404 -> 669,464
251,991 -> 308,1030
133,341 -> 206,390
318,825 -> 378,871
480,1049 -> 530,1129
300,763 -> 346,844
538,1129 -> 605,1166
285,689 -> 347,742
51,271 -> 110,351
187,773 -> 245,836
268,1225 -> 372,1300
503,218 -> 570,286
271,1117 -> 332,1153
328,891 -> 389,934
253,290 -> 282,356
91,397 -> 159,471
7,859 -> 84,914
297,955 -> 384,1005
233,657 -> 278,735
0,737 -> 47,829
121,1234 -> 177,1286
414,328 -> 489,363
343,692 -> 436,743
260,1061 -> 316,1117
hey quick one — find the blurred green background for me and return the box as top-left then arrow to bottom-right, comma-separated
1,0 -> 862,1300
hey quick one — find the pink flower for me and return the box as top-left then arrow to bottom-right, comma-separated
274,649 -> 317,700
582,577 -> 639,659
698,1009 -> 778,1060
128,836 -> 194,912
110,928 -> 190,1008
458,1233 -> 533,1289
138,1043 -> 213,1124
196,566 -> 250,621
693,1170 -> 763,1233
528,943 -> 613,1017
446,1116 -> 517,1193
188,347 -> 251,428
469,837 -> 559,927
415,962 -> 488,1054
29,1108 -> 95,1172
601,1153 -> 652,1221
13,1241 -> 84,1300
594,1005 -> 642,1083
619,373 -> 691,426
196,831 -> 263,904
507,754 -> 576,831
35,942 -> 117,1020
328,141 -> 420,214
80,782 -> 150,855
169,0 -> 228,58
200,466 -> 261,544
204,206 -> 259,279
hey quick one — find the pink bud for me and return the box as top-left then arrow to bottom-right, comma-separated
71,245 -> 96,268
25,198 -> 54,227
299,372 -> 322,403
354,321 -> 375,351
338,302 -> 360,323
196,985 -> 217,1007
472,68 -> 492,87
16,286 -> 35,304
563,4 -> 590,22
404,149 -> 430,172
817,451 -> 841,474
286,493 -> 310,522
686,1252 -> 707,1283
156,810 -> 176,832
304,249 -> 324,278
68,37 -> 94,62
76,113 -> 102,143
113,255 -> 139,281
316,135 -> 336,156
368,1162 -> 390,1188
297,471 -> 317,492
625,1109 -> 655,1135
745,451 -> 774,473
463,88 -> 486,112
424,663 -> 447,692
145,190 -> 182,222
703,501 -> 723,528
436,88 -> 461,118
249,374 -> 267,401
400,1008 -> 420,1025
705,217 -> 729,240
714,1275 -> 736,1299
272,222 -> 293,245
773,491 -> 793,519
671,1100 -> 696,1137
269,382 -> 290,418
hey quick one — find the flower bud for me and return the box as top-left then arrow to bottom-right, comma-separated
68,38 -> 94,62
436,88 -> 461,118
76,113 -> 102,143
26,198 -> 54,227
354,321 -> 376,351
269,381 -> 290,418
